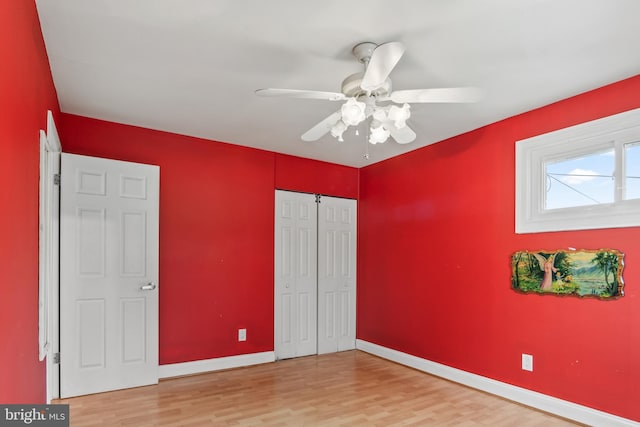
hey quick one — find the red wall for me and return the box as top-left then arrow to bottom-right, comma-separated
58,114 -> 359,365
358,75 -> 640,421
0,1 -> 60,403
275,153 -> 358,199
4,3 -> 637,419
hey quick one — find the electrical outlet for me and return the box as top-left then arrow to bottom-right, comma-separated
238,328 -> 247,342
522,353 -> 533,371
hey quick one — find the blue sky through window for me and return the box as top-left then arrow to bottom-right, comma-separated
545,141 -> 640,209
625,142 -> 640,200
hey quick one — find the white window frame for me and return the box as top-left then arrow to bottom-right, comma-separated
516,108 -> 640,233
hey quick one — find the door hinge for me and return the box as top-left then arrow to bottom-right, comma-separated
53,352 -> 60,364
53,174 -> 61,186
315,194 -> 321,204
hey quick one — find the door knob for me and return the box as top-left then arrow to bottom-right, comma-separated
140,282 -> 156,291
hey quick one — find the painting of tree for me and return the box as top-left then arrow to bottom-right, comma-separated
591,251 -> 621,297
511,249 -> 624,299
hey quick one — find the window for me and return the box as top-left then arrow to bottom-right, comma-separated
625,141 -> 640,200
516,108 -> 640,233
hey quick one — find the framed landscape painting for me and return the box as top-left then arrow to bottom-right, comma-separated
511,249 -> 624,299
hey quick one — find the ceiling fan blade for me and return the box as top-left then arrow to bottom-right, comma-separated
360,42 -> 405,91
388,87 -> 483,104
255,88 -> 346,101
301,111 -> 342,141
388,123 -> 416,144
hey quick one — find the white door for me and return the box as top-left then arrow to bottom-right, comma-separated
318,196 -> 357,354
60,153 -> 159,398
274,191 -> 317,359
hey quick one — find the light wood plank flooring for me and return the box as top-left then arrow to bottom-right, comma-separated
56,350 -> 583,426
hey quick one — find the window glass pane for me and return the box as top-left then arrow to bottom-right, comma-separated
624,142 -> 640,200
545,150 -> 614,210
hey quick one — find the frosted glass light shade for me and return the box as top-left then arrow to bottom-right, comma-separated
341,98 -> 367,126
330,120 -> 347,141
369,125 -> 390,144
388,103 -> 411,128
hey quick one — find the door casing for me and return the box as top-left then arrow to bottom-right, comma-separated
41,111 -> 62,403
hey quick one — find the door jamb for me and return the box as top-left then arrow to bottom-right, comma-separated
42,111 -> 61,403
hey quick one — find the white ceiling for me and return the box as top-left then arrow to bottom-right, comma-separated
36,0 -> 640,167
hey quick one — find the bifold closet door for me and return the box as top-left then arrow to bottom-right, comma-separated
274,191 -> 357,359
317,197 -> 357,354
274,191 -> 318,359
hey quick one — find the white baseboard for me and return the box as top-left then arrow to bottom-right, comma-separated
356,340 -> 639,427
159,351 -> 275,379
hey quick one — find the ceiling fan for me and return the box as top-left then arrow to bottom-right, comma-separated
255,41 -> 481,145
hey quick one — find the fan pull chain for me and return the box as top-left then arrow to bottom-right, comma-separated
363,126 -> 371,160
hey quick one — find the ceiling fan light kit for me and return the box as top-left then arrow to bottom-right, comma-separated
369,124 -> 391,145
387,104 -> 411,128
255,41 -> 479,146
341,98 -> 367,126
330,120 -> 348,142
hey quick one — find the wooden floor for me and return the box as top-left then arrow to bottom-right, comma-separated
56,351 -> 583,426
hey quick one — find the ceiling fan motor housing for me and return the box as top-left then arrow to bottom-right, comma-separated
344,42 -> 393,98
341,72 -> 392,98
352,42 -> 377,63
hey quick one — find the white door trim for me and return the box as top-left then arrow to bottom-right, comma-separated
41,111 -> 61,403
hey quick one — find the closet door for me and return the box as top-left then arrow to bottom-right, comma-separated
274,191 -> 318,359
318,196 -> 357,354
